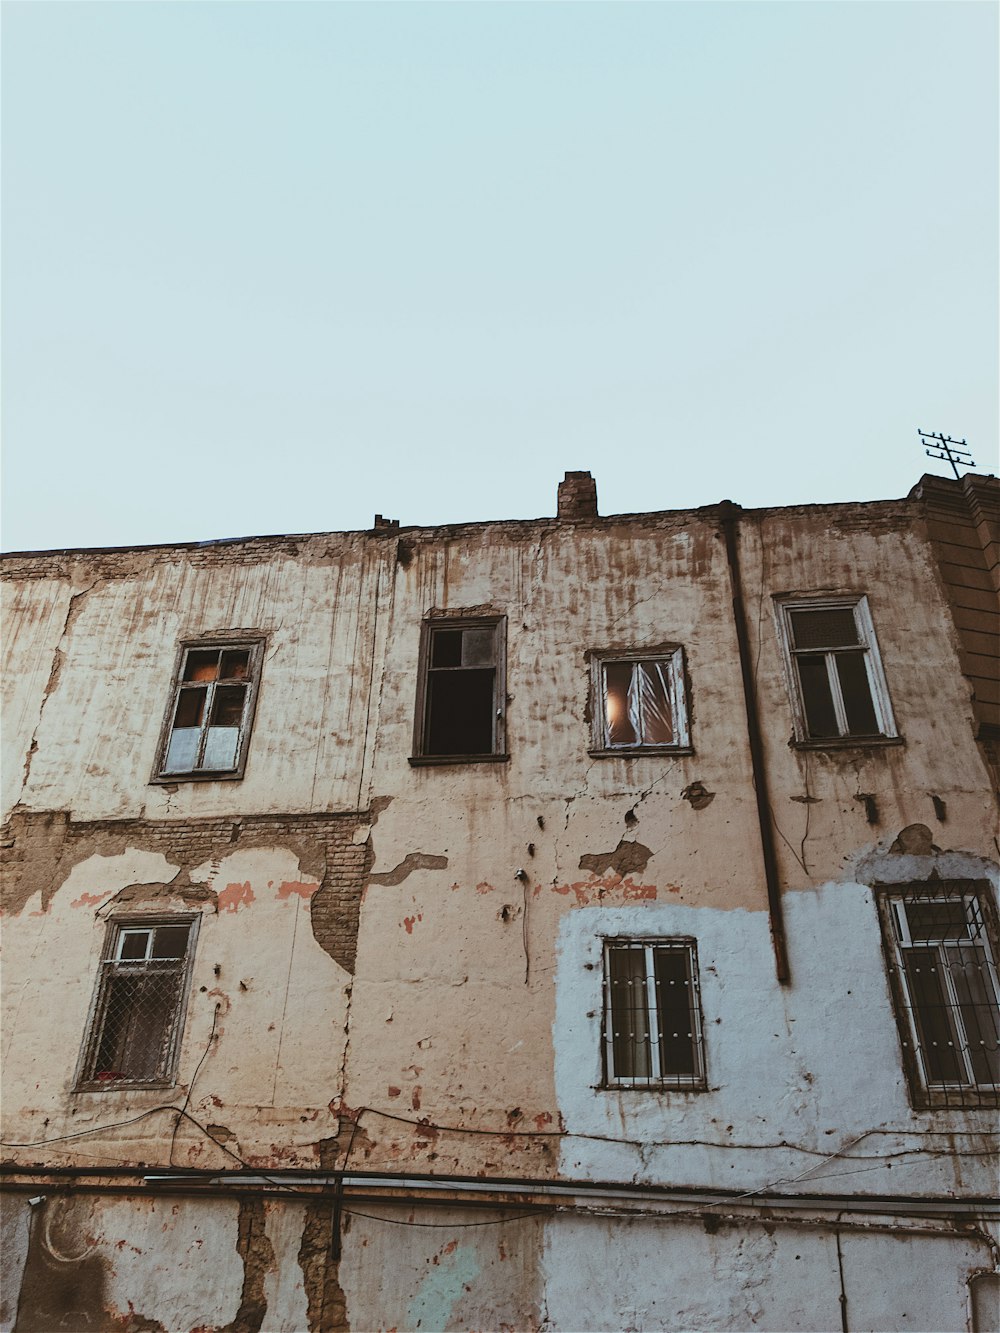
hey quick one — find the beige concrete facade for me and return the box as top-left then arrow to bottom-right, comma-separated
2,473 -> 998,1332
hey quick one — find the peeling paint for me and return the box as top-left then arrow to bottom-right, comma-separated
369,852 -> 449,886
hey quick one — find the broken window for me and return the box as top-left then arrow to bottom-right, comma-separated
878,884 -> 1000,1109
412,618 -> 506,761
157,640 -> 263,779
77,918 -> 198,1089
591,650 -> 690,752
603,939 -> 706,1089
777,597 -> 896,743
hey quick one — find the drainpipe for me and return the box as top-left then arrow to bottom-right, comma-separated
718,501 -> 790,985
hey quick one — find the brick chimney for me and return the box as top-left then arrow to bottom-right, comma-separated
557,471 -> 598,521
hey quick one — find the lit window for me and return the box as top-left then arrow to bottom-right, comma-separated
77,918 -> 198,1089
156,640 -> 263,779
411,617 -> 507,762
777,597 -> 896,743
591,650 -> 690,753
603,939 -> 706,1089
878,885 -> 1000,1108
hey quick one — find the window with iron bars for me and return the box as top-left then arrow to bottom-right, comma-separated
602,939 -> 707,1089
76,918 -> 198,1090
877,884 -> 1000,1109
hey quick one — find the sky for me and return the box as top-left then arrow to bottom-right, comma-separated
2,1 -> 997,552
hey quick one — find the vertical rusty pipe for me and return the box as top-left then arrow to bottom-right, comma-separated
718,501 -> 791,984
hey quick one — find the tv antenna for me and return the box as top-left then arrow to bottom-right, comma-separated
918,429 -> 975,480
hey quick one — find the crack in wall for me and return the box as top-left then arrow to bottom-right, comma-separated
19,579 -> 100,799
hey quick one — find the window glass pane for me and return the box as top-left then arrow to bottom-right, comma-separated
949,946 -> 1000,1086
653,949 -> 697,1077
151,925 -> 191,961
173,687 -> 206,729
461,628 -> 495,666
906,901 -> 970,942
118,931 -> 150,962
183,650 -> 221,683
790,608 -> 859,650
636,662 -> 673,745
426,670 -> 494,754
163,728 -> 201,774
604,663 -> 637,746
431,630 -> 463,668
903,948 -> 963,1083
835,653 -> 879,735
797,656 -> 839,738
608,946 -> 651,1079
203,727 -> 241,770
219,649 -> 250,680
210,684 -> 247,727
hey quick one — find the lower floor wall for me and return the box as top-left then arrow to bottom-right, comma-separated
2,1191 -> 997,1333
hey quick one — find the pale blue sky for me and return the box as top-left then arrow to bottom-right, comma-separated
3,1 -> 997,551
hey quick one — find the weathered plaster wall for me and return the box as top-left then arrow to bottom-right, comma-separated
2,1193 -> 993,1333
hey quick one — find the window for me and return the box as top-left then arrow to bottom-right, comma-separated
878,884 -> 1000,1108
777,597 -> 896,743
590,650 -> 690,754
602,939 -> 706,1088
77,918 -> 198,1089
411,617 -> 507,762
156,639 -> 263,779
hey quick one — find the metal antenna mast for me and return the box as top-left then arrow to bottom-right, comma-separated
918,429 -> 976,480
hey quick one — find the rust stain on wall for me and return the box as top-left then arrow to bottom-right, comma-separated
219,881 -> 256,913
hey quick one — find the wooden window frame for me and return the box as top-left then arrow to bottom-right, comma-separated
151,634 -> 265,783
588,646 -> 692,757
409,614 -> 509,766
774,595 -> 899,748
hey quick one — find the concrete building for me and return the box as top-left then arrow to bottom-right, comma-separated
2,470 -> 998,1333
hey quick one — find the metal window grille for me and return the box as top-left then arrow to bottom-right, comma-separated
779,597 -> 895,742
78,921 -> 195,1089
594,650 -> 690,752
880,885 -> 1000,1109
602,940 -> 706,1089
158,641 -> 262,778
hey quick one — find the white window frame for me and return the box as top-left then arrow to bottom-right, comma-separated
602,938 -> 707,1090
590,648 -> 691,755
75,915 -> 200,1091
775,595 -> 896,744
153,637 -> 264,782
878,885 -> 1000,1108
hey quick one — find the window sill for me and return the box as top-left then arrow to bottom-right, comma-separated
409,754 -> 511,767
588,746 -> 695,759
907,1089 -> 1000,1112
598,1082 -> 708,1094
791,735 -> 904,752
150,770 -> 245,784
74,1080 -> 175,1094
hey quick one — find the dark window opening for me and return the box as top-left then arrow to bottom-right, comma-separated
782,599 -> 893,742
416,619 -> 505,760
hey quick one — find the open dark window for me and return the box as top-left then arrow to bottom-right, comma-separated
602,939 -> 706,1089
77,918 -> 198,1089
156,639 -> 263,780
412,617 -> 506,763
777,597 -> 896,744
878,884 -> 1000,1109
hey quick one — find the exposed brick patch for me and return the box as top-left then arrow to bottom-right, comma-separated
222,1199 -> 276,1333
0,809 -> 370,973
